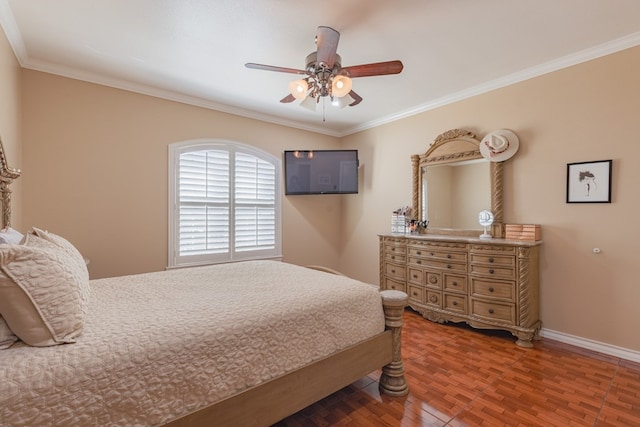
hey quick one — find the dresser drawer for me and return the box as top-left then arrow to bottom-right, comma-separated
426,272 -> 442,289
384,262 -> 406,280
470,244 -> 516,256
409,247 -> 467,263
411,240 -> 467,251
470,253 -> 515,268
422,259 -> 467,273
407,284 -> 424,304
425,290 -> 442,308
408,267 -> 424,284
471,299 -> 515,324
385,243 -> 406,256
444,294 -> 467,314
385,252 -> 406,263
443,274 -> 467,294
470,264 -> 515,280
471,278 -> 515,302
383,277 -> 406,292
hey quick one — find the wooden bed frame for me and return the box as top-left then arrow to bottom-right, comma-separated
0,140 -> 408,427
0,137 -> 21,229
164,289 -> 408,427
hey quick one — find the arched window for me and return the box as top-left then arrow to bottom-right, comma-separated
168,140 -> 282,268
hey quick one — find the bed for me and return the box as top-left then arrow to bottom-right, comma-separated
0,140 -> 408,427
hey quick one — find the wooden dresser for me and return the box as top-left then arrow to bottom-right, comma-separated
379,233 -> 542,347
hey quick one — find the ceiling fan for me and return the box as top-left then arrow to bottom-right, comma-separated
245,26 -> 403,110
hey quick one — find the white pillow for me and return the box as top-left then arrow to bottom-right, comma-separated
0,233 -> 89,346
0,227 -> 24,245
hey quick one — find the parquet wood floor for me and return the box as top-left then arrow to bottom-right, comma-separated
274,309 -> 640,427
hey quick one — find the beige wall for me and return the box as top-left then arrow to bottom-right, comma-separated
340,46 -> 640,351
21,71 -> 344,279
0,27 -> 22,229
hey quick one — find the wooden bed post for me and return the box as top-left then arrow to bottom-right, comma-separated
379,290 -> 409,396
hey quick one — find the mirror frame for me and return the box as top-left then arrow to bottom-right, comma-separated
411,129 -> 504,237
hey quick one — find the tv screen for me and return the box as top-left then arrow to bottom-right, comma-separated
284,150 -> 359,195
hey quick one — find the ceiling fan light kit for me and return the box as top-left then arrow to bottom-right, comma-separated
246,26 -> 403,112
288,79 -> 308,100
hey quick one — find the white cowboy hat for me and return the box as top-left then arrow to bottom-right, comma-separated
480,130 -> 519,162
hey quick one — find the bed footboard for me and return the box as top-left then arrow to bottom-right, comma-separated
379,289 -> 409,396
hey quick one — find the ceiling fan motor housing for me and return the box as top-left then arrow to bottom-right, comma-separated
305,52 -> 345,98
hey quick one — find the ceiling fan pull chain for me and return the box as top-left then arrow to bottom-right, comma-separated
322,97 -> 326,122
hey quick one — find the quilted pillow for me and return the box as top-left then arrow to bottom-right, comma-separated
0,233 -> 89,346
30,227 -> 91,304
31,227 -> 89,282
0,315 -> 18,349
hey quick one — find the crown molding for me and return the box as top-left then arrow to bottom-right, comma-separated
1,0 -> 639,139
343,31 -> 640,137
0,0 -> 26,65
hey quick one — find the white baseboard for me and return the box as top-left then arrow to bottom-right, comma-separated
540,328 -> 640,364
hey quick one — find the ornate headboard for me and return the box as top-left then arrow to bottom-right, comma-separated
0,137 -> 21,229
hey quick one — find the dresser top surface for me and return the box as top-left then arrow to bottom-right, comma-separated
379,233 -> 542,247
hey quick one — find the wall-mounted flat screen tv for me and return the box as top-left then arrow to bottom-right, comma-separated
284,150 -> 359,195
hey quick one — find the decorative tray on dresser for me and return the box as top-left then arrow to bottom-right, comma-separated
379,233 -> 542,347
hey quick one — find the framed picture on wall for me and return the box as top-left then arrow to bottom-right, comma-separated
566,159 -> 612,203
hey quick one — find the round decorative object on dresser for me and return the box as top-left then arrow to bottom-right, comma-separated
478,210 -> 494,239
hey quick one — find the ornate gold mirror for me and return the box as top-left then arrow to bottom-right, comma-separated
411,129 -> 504,237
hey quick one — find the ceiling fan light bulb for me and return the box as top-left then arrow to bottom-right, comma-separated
300,94 -> 317,111
288,79 -> 308,100
331,75 -> 352,97
331,95 -> 351,108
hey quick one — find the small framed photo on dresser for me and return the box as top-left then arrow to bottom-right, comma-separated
566,159 -> 612,203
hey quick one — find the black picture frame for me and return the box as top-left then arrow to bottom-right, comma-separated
566,160 -> 612,203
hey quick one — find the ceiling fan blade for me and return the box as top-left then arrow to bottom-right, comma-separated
245,63 -> 307,75
348,90 -> 362,106
315,26 -> 340,68
280,94 -> 296,103
342,60 -> 404,78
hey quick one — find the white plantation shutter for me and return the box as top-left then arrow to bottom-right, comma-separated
178,150 -> 230,256
234,152 -> 276,252
168,140 -> 281,267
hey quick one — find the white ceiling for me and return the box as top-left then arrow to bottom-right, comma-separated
2,1 -> 640,137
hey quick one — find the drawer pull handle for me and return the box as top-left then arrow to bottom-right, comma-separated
452,301 -> 458,306
488,309 -> 494,314
412,291 -> 418,296
417,260 -> 422,264
430,252 -> 434,256
416,251 -> 421,255
413,274 -> 418,279
447,254 -> 452,259
489,287 -> 495,293
488,257 -> 494,263
429,295 -> 438,303
452,281 -> 458,286
391,269 -> 395,274
489,269 -> 495,274
391,255 -> 395,259
447,264 -> 452,269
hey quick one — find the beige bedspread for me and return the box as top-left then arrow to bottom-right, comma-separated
0,260 -> 385,427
